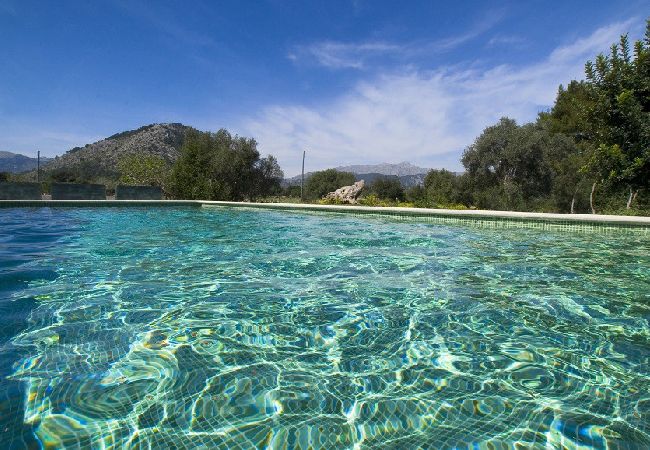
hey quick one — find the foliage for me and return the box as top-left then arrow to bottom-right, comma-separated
357,194 -> 385,207
423,169 -> 461,206
460,119 -> 557,211
118,154 -> 171,192
46,162 -> 119,185
253,155 -> 284,198
367,177 -> 405,201
282,185 -> 302,198
169,129 -> 283,201
304,169 -> 355,200
579,24 -> 650,211
319,196 -> 347,205
0,172 -> 9,182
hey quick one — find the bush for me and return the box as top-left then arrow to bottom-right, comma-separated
424,169 -> 462,206
118,154 -> 171,191
170,129 -> 283,201
305,169 -> 355,200
368,177 -> 404,201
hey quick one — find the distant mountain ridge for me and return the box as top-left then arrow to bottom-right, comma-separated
0,151 -> 52,173
284,162 -> 431,187
42,123 -> 192,174
335,162 -> 430,177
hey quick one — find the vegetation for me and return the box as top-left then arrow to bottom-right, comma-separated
118,154 -> 172,194
304,169 -> 355,200
367,177 -> 405,201
169,129 -> 283,201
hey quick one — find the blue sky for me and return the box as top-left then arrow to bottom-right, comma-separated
0,1 -> 647,175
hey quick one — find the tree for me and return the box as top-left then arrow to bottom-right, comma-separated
538,81 -> 593,213
118,154 -> 172,193
251,155 -> 284,200
461,118 -> 554,211
405,184 -> 425,204
582,25 -> 650,209
424,169 -> 460,206
283,185 -> 302,198
170,129 -> 283,201
369,177 -> 405,201
0,172 -> 9,182
304,169 -> 355,200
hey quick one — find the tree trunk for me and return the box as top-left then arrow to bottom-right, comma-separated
590,182 -> 597,214
570,186 -> 579,214
626,187 -> 633,209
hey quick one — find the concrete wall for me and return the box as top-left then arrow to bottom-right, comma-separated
115,185 -> 162,200
0,182 -> 42,200
51,183 -> 106,200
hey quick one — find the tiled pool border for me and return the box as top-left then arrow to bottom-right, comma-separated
1,199 -> 649,234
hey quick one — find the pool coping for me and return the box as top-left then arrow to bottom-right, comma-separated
1,199 -> 649,229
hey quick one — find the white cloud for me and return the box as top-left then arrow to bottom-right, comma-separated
289,11 -> 505,70
486,35 -> 526,48
244,19 -> 638,176
289,41 -> 400,69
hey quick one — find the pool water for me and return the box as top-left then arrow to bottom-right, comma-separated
0,207 -> 649,449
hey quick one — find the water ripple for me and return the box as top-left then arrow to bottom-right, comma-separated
2,207 -> 649,449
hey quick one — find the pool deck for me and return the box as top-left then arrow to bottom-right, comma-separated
1,199 -> 649,230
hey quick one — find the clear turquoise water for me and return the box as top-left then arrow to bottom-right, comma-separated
1,206 -> 649,449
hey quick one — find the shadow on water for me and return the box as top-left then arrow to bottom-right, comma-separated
0,209 -> 73,449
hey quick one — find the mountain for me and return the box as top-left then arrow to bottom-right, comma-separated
0,151 -> 52,173
42,123 -> 192,175
335,162 -> 430,177
284,162 -> 431,187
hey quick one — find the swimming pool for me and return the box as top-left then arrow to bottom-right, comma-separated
1,206 -> 649,449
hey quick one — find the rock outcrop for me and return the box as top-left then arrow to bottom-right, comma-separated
324,180 -> 364,204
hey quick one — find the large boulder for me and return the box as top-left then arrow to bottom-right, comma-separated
324,180 -> 364,204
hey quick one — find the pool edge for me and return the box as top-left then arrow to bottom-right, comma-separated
1,199 -> 649,233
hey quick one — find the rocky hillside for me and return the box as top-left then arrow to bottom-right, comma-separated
43,123 -> 192,174
0,151 -> 51,173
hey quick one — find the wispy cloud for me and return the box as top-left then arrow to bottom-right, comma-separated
111,0 -> 219,49
244,19 -> 639,176
288,41 -> 400,69
289,11 -> 505,69
486,35 -> 527,48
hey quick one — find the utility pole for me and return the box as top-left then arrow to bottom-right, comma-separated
37,150 -> 40,183
300,150 -> 306,202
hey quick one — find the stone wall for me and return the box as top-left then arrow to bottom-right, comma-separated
51,183 -> 106,200
115,185 -> 162,200
0,182 -> 42,200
